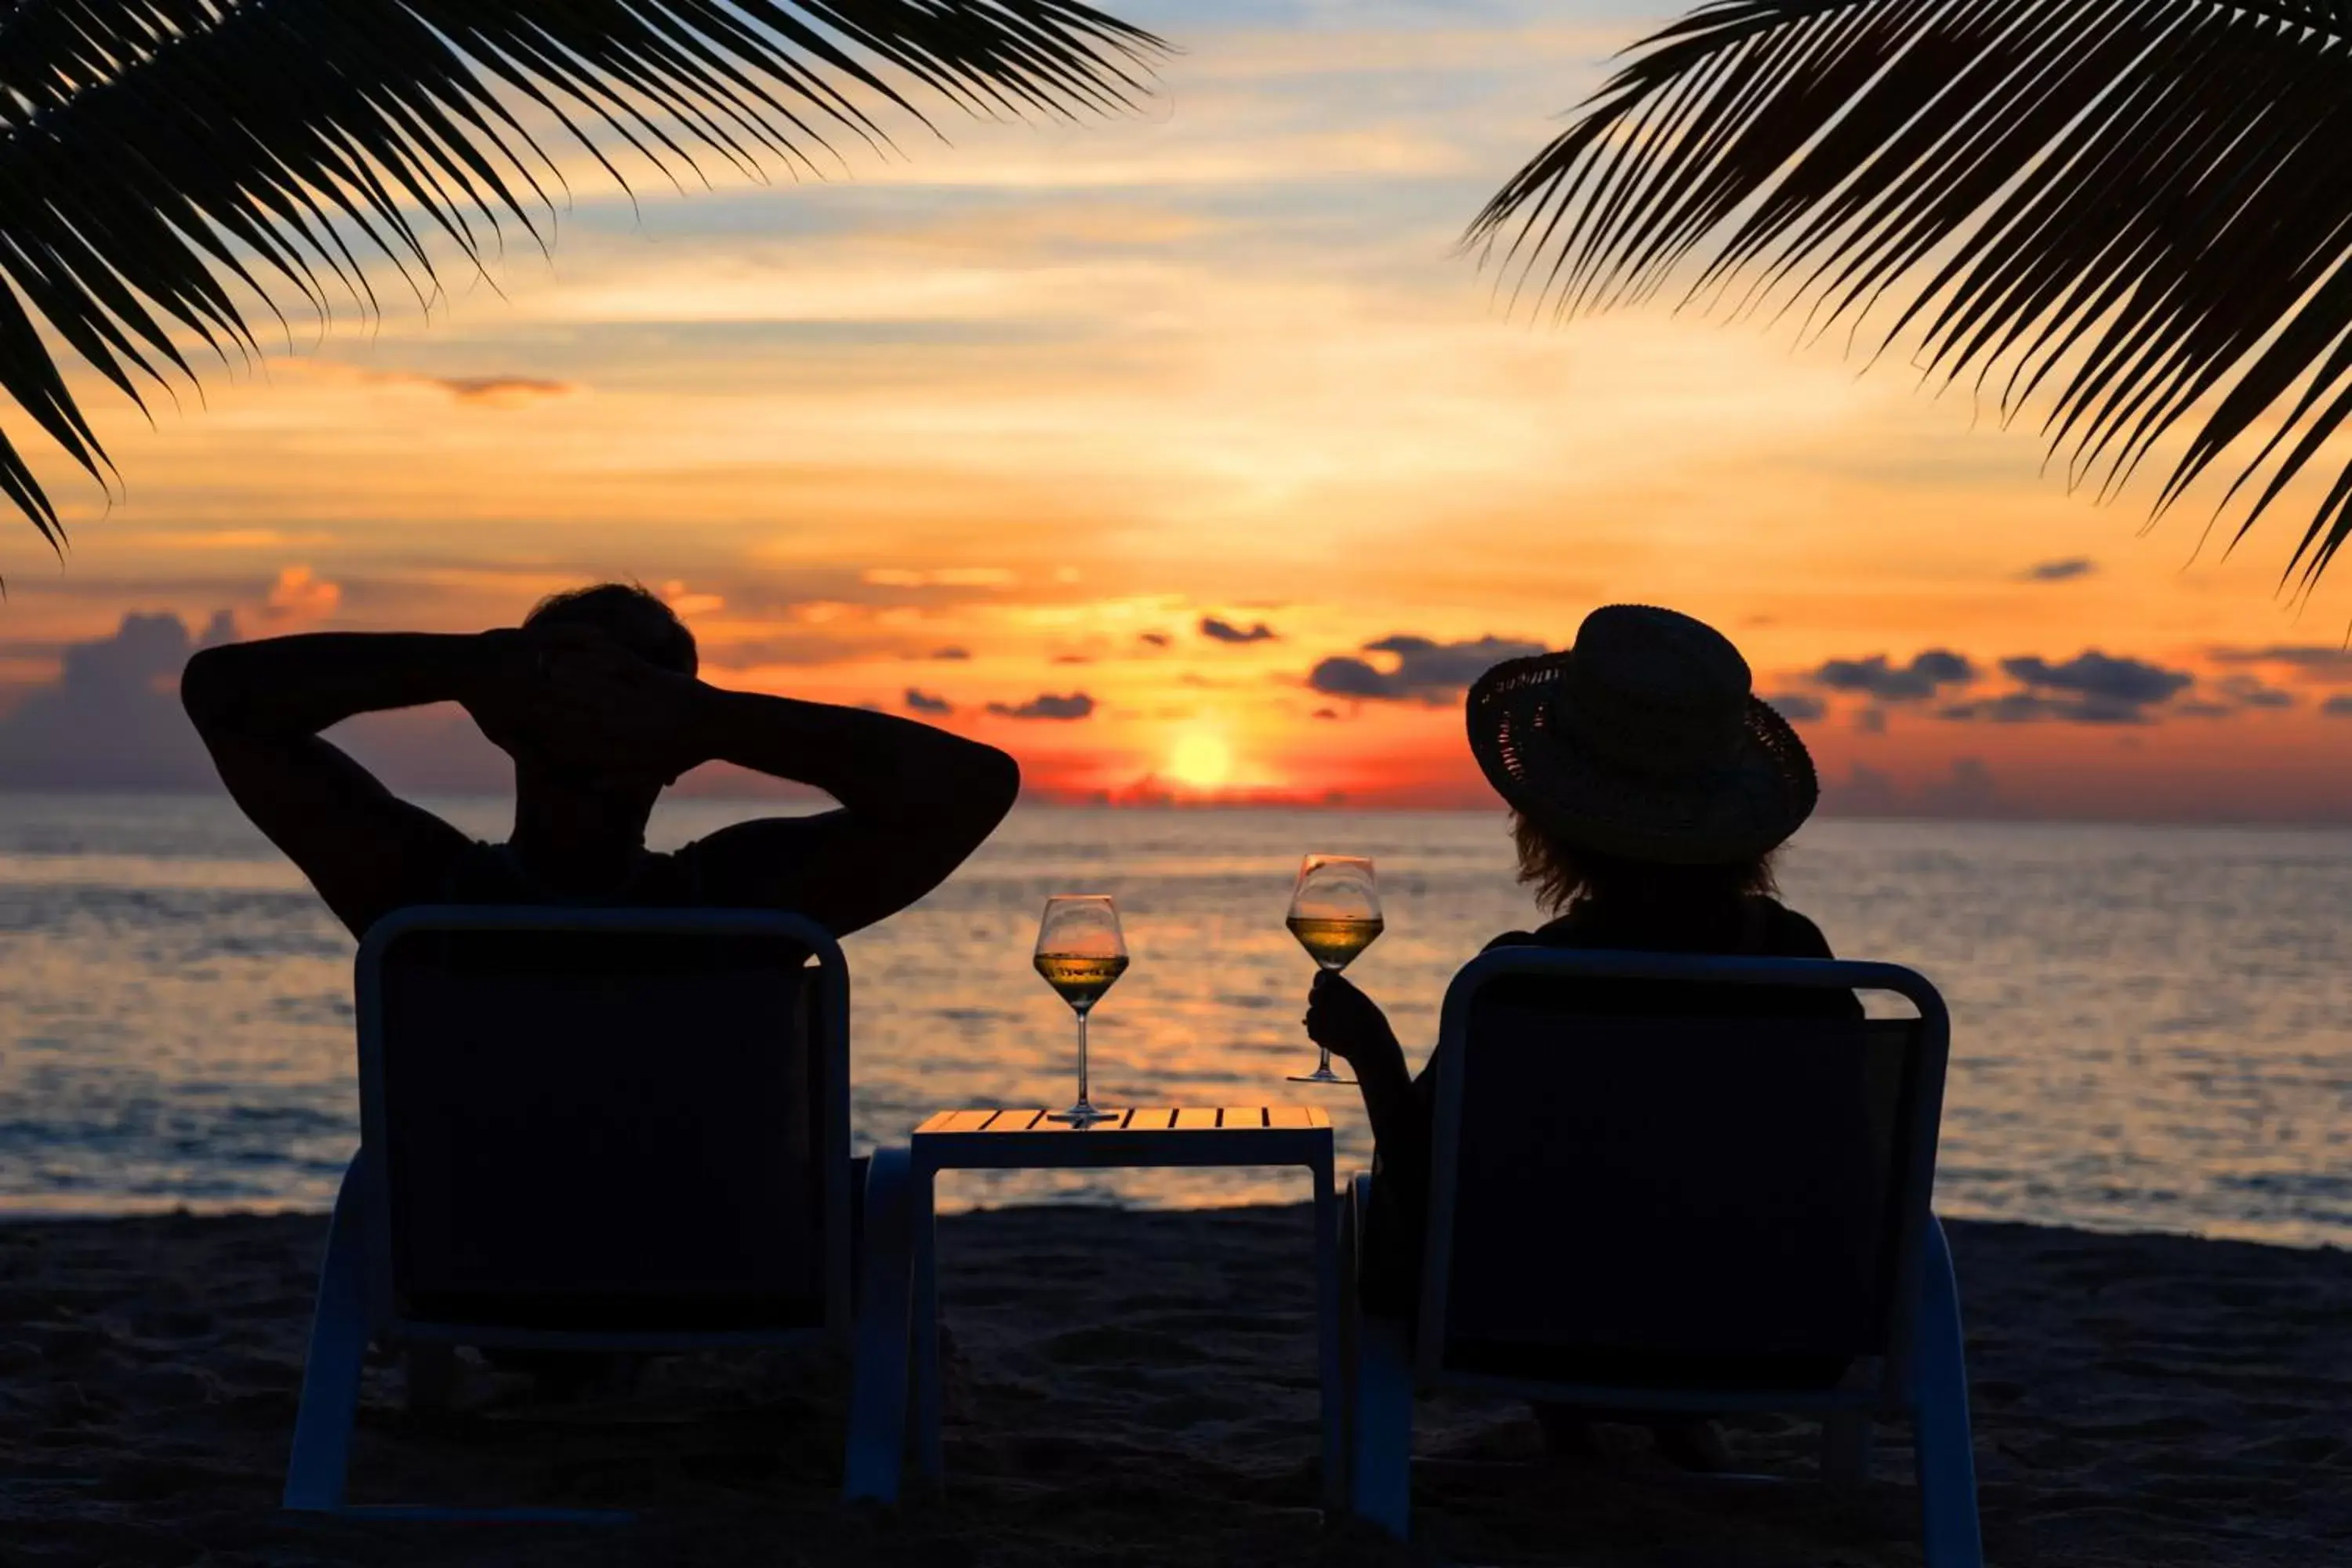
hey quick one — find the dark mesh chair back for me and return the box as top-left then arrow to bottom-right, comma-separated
1437,975 -> 1922,1388
368,924 -> 827,1333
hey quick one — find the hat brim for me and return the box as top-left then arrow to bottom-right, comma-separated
1465,650 -> 1818,865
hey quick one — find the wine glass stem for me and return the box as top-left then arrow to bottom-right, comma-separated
1075,1006 -> 1092,1110
1318,1044 -> 1334,1076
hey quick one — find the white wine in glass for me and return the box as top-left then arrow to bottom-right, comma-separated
1288,854 -> 1382,1085
1034,895 -> 1127,1126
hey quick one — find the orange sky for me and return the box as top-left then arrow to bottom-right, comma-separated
4,0 -> 2352,819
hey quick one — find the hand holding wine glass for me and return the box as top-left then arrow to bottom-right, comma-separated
1034,895 -> 1127,1126
1287,854 -> 1382,1085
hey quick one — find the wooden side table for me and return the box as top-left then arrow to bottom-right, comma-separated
844,1107 -> 1341,1508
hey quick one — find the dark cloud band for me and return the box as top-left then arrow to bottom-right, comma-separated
986,691 -> 1094,721
1308,633 -> 1548,703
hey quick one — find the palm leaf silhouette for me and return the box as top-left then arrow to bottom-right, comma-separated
1469,0 -> 2352,591
0,0 -> 1161,549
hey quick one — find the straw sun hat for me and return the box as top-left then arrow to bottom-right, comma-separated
1466,604 -> 1819,865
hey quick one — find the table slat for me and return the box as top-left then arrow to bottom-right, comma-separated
919,1107 -> 1327,1135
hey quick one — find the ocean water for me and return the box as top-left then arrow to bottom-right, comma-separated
0,793 -> 2347,1246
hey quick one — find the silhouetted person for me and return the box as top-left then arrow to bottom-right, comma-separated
182,583 -> 1020,940
1303,604 -> 1858,1469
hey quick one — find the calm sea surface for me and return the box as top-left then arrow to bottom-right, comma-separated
1,794 -> 2347,1245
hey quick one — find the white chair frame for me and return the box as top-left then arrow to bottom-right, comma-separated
1344,949 -> 1982,1567
281,905 -> 864,1519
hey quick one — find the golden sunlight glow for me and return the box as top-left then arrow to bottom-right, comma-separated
1165,732 -> 1236,791
12,12 -> 2352,826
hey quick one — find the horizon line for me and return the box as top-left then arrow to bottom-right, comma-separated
2,783 -> 2350,833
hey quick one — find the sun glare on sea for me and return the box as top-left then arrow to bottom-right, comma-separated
1165,732 -> 1235,791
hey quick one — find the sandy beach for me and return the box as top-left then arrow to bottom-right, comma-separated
2,1203 -> 2347,1566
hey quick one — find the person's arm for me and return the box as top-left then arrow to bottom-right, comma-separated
537,644 -> 1018,935
680,688 -> 1021,935
1305,971 -> 1431,1188
180,632 -> 506,938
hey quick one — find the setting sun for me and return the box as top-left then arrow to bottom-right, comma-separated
1165,732 -> 1235,791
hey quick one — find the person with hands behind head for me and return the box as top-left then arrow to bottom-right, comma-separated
181,582 -> 1020,941
1302,605 -> 1860,1472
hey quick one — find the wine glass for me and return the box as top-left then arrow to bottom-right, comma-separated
1287,854 -> 1382,1085
1033,895 -> 1128,1126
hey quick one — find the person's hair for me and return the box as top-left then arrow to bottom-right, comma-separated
1510,809 -> 1779,917
524,582 -> 698,677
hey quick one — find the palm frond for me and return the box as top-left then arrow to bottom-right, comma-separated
0,0 -> 1163,550
1468,0 -> 2352,592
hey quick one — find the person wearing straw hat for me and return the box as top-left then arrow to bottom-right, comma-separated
1302,604 -> 1861,1469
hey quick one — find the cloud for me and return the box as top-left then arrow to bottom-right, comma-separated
863,567 -> 1015,589
1308,657 -> 1390,699
2218,674 -> 2296,711
431,376 -> 574,407
121,528 -> 337,552
2005,651 -> 2193,708
1138,631 -> 1171,648
321,363 -> 579,407
1936,651 -> 2194,724
238,564 -> 341,635
1051,653 -> 1094,665
929,646 -> 972,661
710,633 -> 887,668
987,691 -> 1094,720
1200,615 -> 1278,644
657,579 -> 725,619
1312,707 -> 1340,720
1811,650 -> 1976,701
1307,633 -> 1547,702
1800,647 -> 2207,726
0,612 -> 232,789
1759,691 -> 1825,721
904,688 -> 953,714
0,597 -> 524,793
1820,759 -> 2004,819
2325,695 -> 2352,717
2018,557 -> 2097,583
2209,644 -> 2352,682
1936,693 -> 2135,724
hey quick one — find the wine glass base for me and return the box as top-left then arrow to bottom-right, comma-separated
1287,1071 -> 1357,1087
1045,1104 -> 1120,1126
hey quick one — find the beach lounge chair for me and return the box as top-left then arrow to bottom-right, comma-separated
281,904 -> 886,1518
1342,948 -> 1981,1566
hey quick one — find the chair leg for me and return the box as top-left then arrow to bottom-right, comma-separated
1820,1410 -> 1871,1488
1911,1216 -> 1984,1568
844,1145 -> 915,1504
1344,1173 -> 1411,1537
284,1157 -> 370,1512
1351,1312 -> 1414,1537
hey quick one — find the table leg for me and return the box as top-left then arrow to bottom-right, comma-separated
1311,1152 -> 1342,1514
913,1167 -> 944,1484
